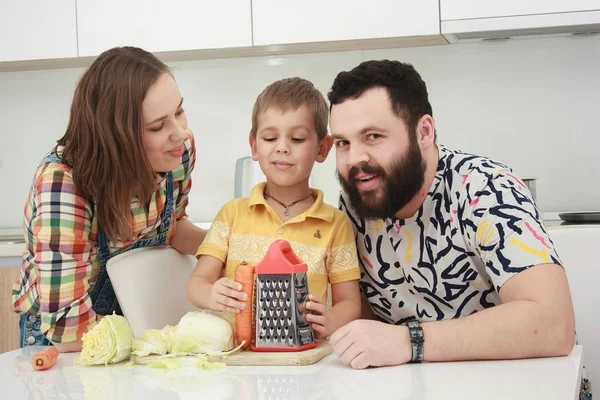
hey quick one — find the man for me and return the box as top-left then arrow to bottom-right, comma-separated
327,59 -> 578,383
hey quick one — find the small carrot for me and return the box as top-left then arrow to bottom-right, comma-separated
235,261 -> 255,350
31,346 -> 59,371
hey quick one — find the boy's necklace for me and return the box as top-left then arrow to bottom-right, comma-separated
263,190 -> 313,216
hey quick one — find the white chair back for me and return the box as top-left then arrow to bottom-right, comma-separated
548,225 -> 600,388
106,246 -> 198,337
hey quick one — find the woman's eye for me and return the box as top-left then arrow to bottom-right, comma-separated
149,123 -> 164,132
175,108 -> 185,116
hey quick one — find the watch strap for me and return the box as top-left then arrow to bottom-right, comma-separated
407,320 -> 424,363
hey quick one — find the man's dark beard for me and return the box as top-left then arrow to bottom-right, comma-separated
337,138 -> 426,220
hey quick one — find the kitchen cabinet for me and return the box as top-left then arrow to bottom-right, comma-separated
252,0 -> 441,46
76,0 -> 253,57
440,0 -> 600,42
441,0 -> 600,21
0,0 -> 78,63
2,0 -> 445,69
0,267 -> 21,353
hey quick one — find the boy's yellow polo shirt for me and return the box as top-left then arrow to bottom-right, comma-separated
196,183 -> 360,304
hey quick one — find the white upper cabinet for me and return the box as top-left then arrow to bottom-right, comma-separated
441,0 -> 600,21
252,0 -> 440,46
0,0 -> 77,63
441,0 -> 600,41
76,0 -> 253,57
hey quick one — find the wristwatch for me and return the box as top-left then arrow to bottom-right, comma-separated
407,320 -> 424,363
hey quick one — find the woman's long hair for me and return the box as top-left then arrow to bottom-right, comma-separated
56,46 -> 169,242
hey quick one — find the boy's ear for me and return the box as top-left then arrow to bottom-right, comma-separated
249,133 -> 258,161
316,135 -> 333,164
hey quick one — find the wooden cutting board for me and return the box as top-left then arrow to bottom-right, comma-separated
133,340 -> 333,367
220,340 -> 332,366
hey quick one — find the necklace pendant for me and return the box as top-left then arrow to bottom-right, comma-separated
283,208 -> 290,216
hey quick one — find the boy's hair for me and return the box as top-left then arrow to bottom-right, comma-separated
328,60 -> 433,138
251,77 -> 329,140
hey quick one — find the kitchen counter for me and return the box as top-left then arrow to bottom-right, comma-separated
0,214 -> 587,266
0,222 -> 212,267
0,345 -> 583,399
0,215 -> 569,259
0,227 -> 24,267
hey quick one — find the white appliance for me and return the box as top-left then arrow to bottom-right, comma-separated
234,156 -> 312,198
234,156 -> 267,198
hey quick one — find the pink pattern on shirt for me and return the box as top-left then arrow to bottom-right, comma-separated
525,221 -> 552,249
506,172 -> 526,188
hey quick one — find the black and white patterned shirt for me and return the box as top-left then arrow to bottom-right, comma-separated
341,145 -> 561,324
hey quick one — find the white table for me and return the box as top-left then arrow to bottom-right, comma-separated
1,345 -> 583,399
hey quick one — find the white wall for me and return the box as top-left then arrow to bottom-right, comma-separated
0,35 -> 598,228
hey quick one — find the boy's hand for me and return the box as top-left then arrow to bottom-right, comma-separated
305,294 -> 330,339
208,277 -> 247,313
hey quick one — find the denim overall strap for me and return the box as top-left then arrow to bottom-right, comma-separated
89,172 -> 175,315
41,152 -> 62,164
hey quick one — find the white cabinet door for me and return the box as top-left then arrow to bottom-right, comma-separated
77,0 -> 252,57
252,0 -> 440,46
441,0 -> 600,21
0,0 -> 77,63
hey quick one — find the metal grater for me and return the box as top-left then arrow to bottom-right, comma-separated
255,374 -> 318,400
251,239 -> 317,352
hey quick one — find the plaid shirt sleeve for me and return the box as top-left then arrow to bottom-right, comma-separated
32,166 -> 97,343
174,132 -> 196,221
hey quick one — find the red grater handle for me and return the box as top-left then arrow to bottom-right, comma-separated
254,239 -> 307,274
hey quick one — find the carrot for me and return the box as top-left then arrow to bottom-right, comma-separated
235,261 -> 255,350
31,346 -> 59,371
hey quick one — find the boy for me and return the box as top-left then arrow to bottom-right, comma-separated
187,77 -> 361,339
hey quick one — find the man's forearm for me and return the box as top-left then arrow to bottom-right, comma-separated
171,218 -> 206,255
422,300 -> 575,362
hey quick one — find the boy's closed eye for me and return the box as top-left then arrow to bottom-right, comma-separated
334,140 -> 349,148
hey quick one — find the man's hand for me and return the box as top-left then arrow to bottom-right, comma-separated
329,320 -> 412,369
305,294 -> 330,339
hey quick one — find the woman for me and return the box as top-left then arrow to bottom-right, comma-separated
12,46 -> 205,353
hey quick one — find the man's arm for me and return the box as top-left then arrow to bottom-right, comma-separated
422,263 -> 575,361
330,263 -> 575,368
